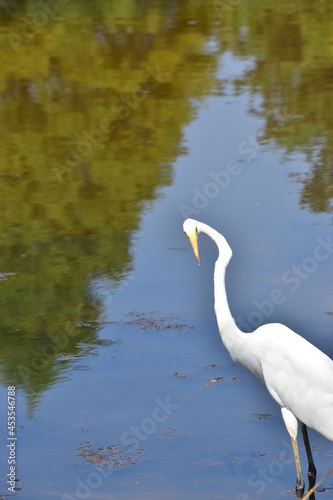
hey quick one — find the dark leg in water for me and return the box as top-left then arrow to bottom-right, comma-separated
300,422 -> 317,489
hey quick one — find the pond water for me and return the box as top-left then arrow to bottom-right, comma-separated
0,1 -> 332,499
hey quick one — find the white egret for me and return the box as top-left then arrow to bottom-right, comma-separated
183,218 -> 333,498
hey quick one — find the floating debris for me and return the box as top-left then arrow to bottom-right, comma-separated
204,376 -> 241,387
192,457 -> 224,467
203,376 -> 224,387
152,426 -> 180,441
77,441 -> 143,470
198,363 -> 222,370
252,413 -> 272,421
105,311 -> 193,334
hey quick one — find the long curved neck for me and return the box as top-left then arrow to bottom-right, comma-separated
213,248 -> 245,362
197,222 -> 247,364
193,220 -> 264,382
214,257 -> 263,382
214,256 -> 239,342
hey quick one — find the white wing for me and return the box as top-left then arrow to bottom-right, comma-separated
250,323 -> 333,440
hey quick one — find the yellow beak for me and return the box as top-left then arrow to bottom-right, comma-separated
187,230 -> 200,265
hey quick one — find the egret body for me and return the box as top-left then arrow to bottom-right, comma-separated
183,218 -> 333,497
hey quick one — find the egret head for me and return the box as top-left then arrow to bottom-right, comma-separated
183,218 -> 200,265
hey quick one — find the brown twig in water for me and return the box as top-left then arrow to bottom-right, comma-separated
301,467 -> 333,500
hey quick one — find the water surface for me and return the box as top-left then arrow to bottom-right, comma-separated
0,1 -> 332,498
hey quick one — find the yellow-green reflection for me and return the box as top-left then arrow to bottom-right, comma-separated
221,0 -> 333,213
0,0 -> 222,398
0,0 -> 333,402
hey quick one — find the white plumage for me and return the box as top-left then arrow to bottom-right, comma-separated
183,218 -> 333,497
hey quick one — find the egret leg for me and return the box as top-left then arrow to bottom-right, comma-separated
281,407 -> 305,497
300,422 -> 317,488
291,436 -> 305,498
